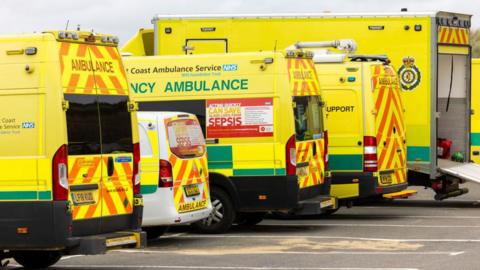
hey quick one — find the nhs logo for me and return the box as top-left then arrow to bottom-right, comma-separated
22,122 -> 35,129
222,64 -> 238,72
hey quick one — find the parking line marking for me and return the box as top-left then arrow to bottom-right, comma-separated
260,223 -> 480,228
174,234 -> 480,243
56,265 -> 419,270
115,249 -> 463,256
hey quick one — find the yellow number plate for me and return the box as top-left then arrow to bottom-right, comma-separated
72,191 -> 95,205
184,184 -> 200,197
380,173 -> 393,185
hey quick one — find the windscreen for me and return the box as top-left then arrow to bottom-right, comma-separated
98,95 -> 133,154
293,96 -> 324,142
166,118 -> 206,158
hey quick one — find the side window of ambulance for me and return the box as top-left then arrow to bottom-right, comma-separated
293,96 -> 324,141
139,100 -> 207,134
98,95 -> 133,154
65,94 -> 101,155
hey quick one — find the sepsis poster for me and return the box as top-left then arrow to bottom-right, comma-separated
206,98 -> 274,138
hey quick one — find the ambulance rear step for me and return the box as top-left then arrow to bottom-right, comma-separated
67,231 -> 146,255
438,158 -> 480,184
383,189 -> 417,199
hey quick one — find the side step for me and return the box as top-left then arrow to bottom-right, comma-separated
383,189 -> 417,199
67,231 -> 146,255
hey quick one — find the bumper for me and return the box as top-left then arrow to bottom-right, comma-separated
332,172 -> 408,199
142,188 -> 212,227
0,197 -> 145,254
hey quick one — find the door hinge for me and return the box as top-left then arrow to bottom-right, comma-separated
62,100 -> 69,111
128,101 -> 139,112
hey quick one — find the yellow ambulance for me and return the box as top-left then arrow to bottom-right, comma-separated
138,111 -> 212,238
311,46 -> 411,203
124,11 -> 475,200
0,30 -> 145,268
124,50 -> 334,233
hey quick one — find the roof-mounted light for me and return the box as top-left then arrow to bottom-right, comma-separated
71,33 -> 79,40
101,36 -> 108,43
58,32 -> 66,39
112,36 -> 119,44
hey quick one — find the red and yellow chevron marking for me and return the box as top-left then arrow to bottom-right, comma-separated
169,154 -> 210,213
438,26 -> 469,45
59,42 -> 128,95
68,154 -> 133,220
287,58 -> 321,97
296,139 -> 325,189
372,65 -> 407,186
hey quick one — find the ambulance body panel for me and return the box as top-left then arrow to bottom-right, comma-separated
137,112 -> 212,227
0,31 -> 144,268
471,59 -> 480,163
125,11 -> 473,199
318,60 -> 407,199
125,51 -> 334,232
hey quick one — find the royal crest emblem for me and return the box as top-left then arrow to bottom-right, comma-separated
398,56 -> 421,91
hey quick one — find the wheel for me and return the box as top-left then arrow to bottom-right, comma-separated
13,250 -> 62,269
237,212 -> 266,226
144,226 -> 168,240
193,187 -> 235,234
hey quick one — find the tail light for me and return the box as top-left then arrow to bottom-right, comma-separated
133,143 -> 141,195
52,144 -> 69,201
159,159 -> 173,187
363,136 -> 378,172
286,135 -> 296,176
323,130 -> 329,170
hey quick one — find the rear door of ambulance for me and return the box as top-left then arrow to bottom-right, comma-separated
163,114 -> 210,214
60,37 -> 134,235
371,64 -> 407,188
287,56 -> 326,197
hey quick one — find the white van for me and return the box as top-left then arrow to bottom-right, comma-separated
137,112 -> 212,238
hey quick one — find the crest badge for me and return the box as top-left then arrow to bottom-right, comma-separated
398,56 -> 421,91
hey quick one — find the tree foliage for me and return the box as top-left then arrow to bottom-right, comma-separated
472,29 -> 480,58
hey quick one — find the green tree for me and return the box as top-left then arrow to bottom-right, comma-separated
472,29 -> 480,58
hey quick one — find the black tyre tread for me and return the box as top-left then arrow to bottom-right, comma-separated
193,187 -> 234,234
13,251 -> 62,269
144,226 -> 168,240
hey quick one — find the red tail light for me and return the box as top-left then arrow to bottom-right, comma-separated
52,144 -> 69,201
133,143 -> 141,195
286,135 -> 296,176
323,130 -> 329,170
159,159 -> 173,187
363,136 -> 378,172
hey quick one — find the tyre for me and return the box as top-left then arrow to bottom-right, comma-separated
193,187 -> 235,234
237,212 -> 266,226
144,226 -> 168,240
13,251 -> 62,269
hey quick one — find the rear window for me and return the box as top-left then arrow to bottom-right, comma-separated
293,96 -> 324,142
65,94 -> 101,155
166,118 -> 206,158
65,94 -> 133,155
98,95 -> 133,154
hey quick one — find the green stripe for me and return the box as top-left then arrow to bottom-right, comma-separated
140,185 -> 157,195
0,191 -> 50,200
233,168 -> 275,176
275,168 -> 286,175
329,154 -> 363,171
39,191 -> 52,200
207,145 -> 233,169
471,133 -> 480,146
407,146 -> 430,162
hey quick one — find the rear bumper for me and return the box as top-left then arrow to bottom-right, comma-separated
143,188 -> 212,227
0,196 -> 145,254
332,172 -> 408,199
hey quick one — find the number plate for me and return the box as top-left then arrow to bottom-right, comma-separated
380,173 -> 393,184
72,191 -> 95,205
184,184 -> 200,197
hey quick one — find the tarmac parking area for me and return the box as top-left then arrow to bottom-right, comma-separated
5,183 -> 480,270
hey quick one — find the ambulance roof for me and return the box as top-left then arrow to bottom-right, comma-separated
152,11 -> 471,22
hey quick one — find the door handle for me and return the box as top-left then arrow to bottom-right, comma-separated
107,157 -> 114,176
312,142 -> 317,157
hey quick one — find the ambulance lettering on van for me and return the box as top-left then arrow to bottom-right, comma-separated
164,79 -> 248,92
131,82 -> 156,93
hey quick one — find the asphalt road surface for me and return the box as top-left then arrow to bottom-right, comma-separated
4,183 -> 480,270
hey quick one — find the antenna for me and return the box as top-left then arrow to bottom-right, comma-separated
65,20 -> 69,31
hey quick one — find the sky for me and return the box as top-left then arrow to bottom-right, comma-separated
0,0 -> 478,45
